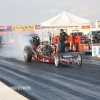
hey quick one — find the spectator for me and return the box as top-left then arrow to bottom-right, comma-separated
59,29 -> 69,52
48,31 -> 52,45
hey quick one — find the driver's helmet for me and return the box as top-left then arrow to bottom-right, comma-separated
31,36 -> 40,46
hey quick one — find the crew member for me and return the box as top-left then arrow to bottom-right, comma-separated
59,29 -> 69,52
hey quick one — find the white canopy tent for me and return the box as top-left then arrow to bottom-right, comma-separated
41,11 -> 90,27
41,11 -> 91,45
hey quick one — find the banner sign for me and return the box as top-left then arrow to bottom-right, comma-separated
12,25 -> 35,31
98,47 -> 100,57
98,21 -> 100,28
92,46 -> 100,57
0,26 -> 12,32
82,25 -> 90,29
35,25 -> 41,29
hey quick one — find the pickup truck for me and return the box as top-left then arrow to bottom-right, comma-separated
86,30 -> 100,43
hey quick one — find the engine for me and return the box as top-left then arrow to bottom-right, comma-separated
41,44 -> 52,55
36,44 -> 52,55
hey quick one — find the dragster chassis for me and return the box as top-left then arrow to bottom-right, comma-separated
23,46 -> 82,67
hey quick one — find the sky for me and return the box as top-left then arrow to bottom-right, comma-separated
0,0 -> 100,25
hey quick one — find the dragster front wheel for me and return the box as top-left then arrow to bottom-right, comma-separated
54,54 -> 60,68
77,54 -> 82,66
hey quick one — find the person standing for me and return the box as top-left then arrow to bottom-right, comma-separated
48,31 -> 52,45
59,29 -> 69,52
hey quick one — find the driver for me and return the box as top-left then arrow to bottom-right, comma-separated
31,36 -> 40,46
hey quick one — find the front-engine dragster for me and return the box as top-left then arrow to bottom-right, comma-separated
23,35 -> 82,67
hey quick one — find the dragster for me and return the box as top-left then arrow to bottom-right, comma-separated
23,41 -> 82,67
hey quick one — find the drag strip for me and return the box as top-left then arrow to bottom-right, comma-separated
0,57 -> 100,100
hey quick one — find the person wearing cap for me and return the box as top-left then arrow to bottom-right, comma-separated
59,29 -> 69,52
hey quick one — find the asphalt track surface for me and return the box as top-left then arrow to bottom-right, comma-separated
0,44 -> 100,100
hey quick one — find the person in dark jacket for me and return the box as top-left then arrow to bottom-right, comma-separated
59,29 -> 69,52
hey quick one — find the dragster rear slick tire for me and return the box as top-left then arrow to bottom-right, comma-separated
23,45 -> 32,62
54,54 -> 60,68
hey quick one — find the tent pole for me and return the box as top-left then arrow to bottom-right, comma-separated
50,27 -> 53,36
90,22 -> 93,49
66,27 -> 67,33
51,27 -> 53,44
